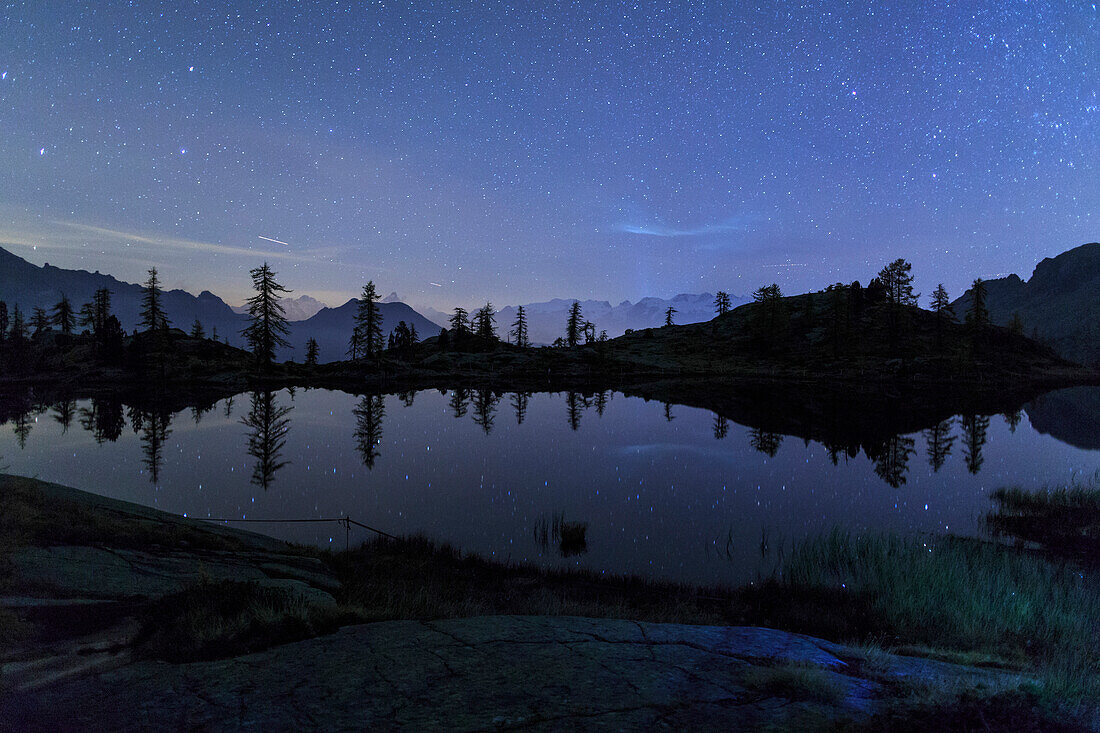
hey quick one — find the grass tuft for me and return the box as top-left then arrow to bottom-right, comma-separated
135,579 -> 360,662
741,663 -> 845,705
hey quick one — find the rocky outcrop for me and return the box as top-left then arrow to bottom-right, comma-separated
6,615 -> 1028,731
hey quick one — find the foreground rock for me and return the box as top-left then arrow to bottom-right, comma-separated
6,615 -> 1027,731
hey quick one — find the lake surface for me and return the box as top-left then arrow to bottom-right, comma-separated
2,386 -> 1098,585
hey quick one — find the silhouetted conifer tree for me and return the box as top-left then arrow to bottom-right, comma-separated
664,306 -> 676,327
877,259 -> 917,348
0,301 -> 8,342
713,415 -> 729,440
9,305 -> 27,343
190,319 -> 205,339
140,267 -> 170,332
566,301 -> 583,347
52,294 -> 75,335
241,263 -> 292,366
510,305 -> 529,347
449,307 -> 470,340
473,302 -> 497,341
751,283 -> 785,343
347,328 -> 362,359
354,281 -> 384,358
31,306 -> 51,337
714,291 -> 732,316
305,337 -> 319,365
390,320 -> 416,350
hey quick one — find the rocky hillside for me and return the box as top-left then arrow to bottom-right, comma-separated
951,243 -> 1100,366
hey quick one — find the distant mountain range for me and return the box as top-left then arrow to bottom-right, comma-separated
231,294 -> 327,322
0,247 -> 441,364
423,292 -> 749,345
951,243 -> 1100,366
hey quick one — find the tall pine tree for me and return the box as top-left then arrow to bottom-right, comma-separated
140,267 -> 170,332
354,281 -> 383,358
566,301 -> 583,347
510,305 -> 529,346
241,262 -> 292,366
52,293 -> 75,335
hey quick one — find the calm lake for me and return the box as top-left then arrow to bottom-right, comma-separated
2,386 -> 1098,585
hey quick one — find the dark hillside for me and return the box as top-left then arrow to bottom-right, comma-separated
601,284 -> 1077,385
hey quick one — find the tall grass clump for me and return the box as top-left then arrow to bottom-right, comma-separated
987,483 -> 1100,563
135,579 -> 359,662
780,531 -> 1099,706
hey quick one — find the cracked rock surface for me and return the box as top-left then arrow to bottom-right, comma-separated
7,615 -> 1024,731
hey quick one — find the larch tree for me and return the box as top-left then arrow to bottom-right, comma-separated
966,278 -> 989,329
473,302 -> 497,341
52,293 -> 75,335
449,307 -> 470,337
714,291 -> 732,316
930,284 -> 952,318
140,267 -> 170,333
10,305 -> 27,343
877,259 -> 918,308
877,259 -> 917,348
31,306 -> 51,337
241,262 -> 292,366
354,281 -> 384,358
566,301 -> 583,347
510,305 -> 529,347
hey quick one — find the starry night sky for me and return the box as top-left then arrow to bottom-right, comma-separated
0,2 -> 1095,309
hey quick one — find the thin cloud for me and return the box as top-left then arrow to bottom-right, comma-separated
614,215 -> 760,238
54,221 -> 322,262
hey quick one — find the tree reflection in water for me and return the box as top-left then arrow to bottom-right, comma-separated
872,434 -> 916,488
52,398 -> 76,434
242,390 -> 292,489
962,414 -> 991,474
472,389 -> 499,435
75,398 -> 125,444
510,391 -> 529,425
353,394 -> 385,469
924,418 -> 955,472
749,427 -> 782,457
129,406 -> 173,485
566,391 -> 584,431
